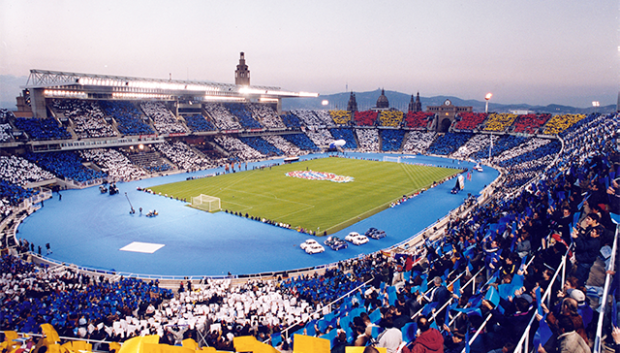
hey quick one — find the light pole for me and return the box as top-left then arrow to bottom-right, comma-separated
485,93 -> 493,114
592,101 -> 600,114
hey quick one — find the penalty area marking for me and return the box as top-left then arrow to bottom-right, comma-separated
120,242 -> 165,254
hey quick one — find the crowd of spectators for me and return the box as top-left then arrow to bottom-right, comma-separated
0,123 -> 13,143
329,129 -> 358,149
543,114 -> 587,135
483,113 -> 518,132
124,150 -> 172,174
353,111 -> 378,126
401,131 -> 436,154
305,128 -> 333,148
100,101 -> 155,136
247,104 -> 285,129
263,135 -> 306,156
356,129 -> 380,152
280,113 -> 303,129
450,134 -> 497,160
14,118 -> 72,141
380,130 -> 406,152
204,103 -> 242,130
51,99 -> 117,139
140,102 -> 188,135
281,133 -> 320,151
378,111 -> 404,128
290,110 -> 329,127
330,111 -> 352,125
238,137 -> 284,157
80,148 -> 147,182
512,113 -> 551,134
470,135 -> 528,161
0,155 -> 56,186
224,104 -> 263,129
24,151 -> 106,183
214,136 -> 264,161
155,141 -> 214,171
427,132 -> 474,155
454,112 -> 487,131
184,114 -> 217,132
404,112 -> 433,129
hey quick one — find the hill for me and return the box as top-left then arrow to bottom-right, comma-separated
282,89 -> 616,115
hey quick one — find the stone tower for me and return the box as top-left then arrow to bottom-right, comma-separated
408,92 -> 422,112
347,92 -> 358,112
235,52 -> 250,85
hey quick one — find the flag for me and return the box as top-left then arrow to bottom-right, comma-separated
533,314 -> 553,349
452,277 -> 461,298
465,328 -> 471,353
535,287 -> 543,316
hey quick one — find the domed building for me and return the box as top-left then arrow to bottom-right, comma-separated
376,89 -> 389,109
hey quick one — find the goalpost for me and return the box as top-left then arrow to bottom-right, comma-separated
382,156 -> 401,163
191,194 -> 221,212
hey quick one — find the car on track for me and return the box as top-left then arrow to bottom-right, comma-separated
324,236 -> 348,251
365,227 -> 387,240
300,239 -> 325,254
345,232 -> 369,245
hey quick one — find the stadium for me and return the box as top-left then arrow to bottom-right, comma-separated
0,56 -> 619,353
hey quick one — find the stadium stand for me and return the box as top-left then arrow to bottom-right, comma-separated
380,129 -> 406,151
511,113 -> 551,134
214,135 -> 264,161
263,135 -> 307,156
24,151 -> 106,183
330,110 -> 352,125
355,129 -> 379,152
238,136 -> 284,157
282,133 -> 320,151
483,113 -> 517,132
80,148 -> 147,181
378,111 -> 404,127
224,103 -> 263,129
453,112 -> 487,131
353,111 -> 378,126
51,99 -> 117,139
403,111 -> 433,129
184,114 -> 217,132
305,128 -> 333,148
427,132 -> 473,155
125,150 -> 173,174
140,101 -> 188,135
100,101 -> 155,136
401,131 -> 436,154
155,141 -> 214,171
542,113 -> 587,135
330,128 -> 358,149
280,112 -> 303,128
203,103 -> 242,130
0,155 -> 55,186
14,117 -> 72,141
247,103 -> 285,129
450,134 -> 497,160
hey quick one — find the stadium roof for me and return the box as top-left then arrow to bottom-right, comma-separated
24,69 -> 318,101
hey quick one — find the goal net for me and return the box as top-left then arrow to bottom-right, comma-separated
383,156 -> 401,163
191,194 -> 221,212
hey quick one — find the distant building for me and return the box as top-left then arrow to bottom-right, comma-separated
408,92 -> 422,112
427,99 -> 472,132
347,92 -> 358,112
235,52 -> 250,85
617,90 -> 620,113
376,89 -> 389,109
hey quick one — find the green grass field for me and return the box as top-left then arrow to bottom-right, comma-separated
149,158 -> 460,234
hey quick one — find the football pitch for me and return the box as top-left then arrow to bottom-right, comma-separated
149,157 -> 461,234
